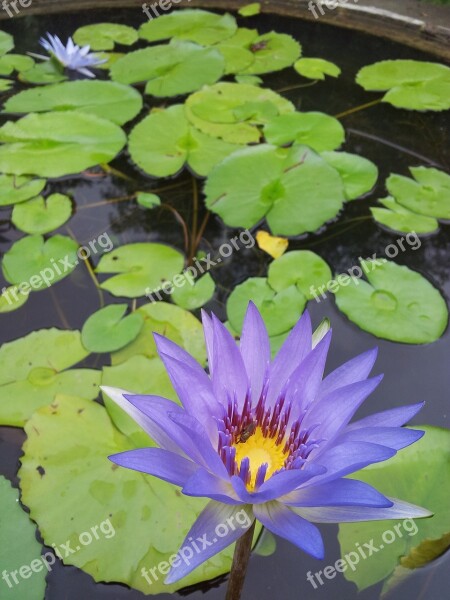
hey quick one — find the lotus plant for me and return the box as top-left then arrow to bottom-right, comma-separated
29,33 -> 106,78
102,303 -> 430,598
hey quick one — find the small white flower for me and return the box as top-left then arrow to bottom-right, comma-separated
29,33 -> 106,78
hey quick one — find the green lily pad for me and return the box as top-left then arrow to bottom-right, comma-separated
0,174 -> 46,206
215,28 -> 257,74
0,78 -> 13,91
11,193 -> 72,234
334,259 -> 448,344
95,52 -> 125,70
111,40 -> 224,97
264,111 -> 345,151
139,8 -> 237,45
356,60 -> 450,111
0,286 -> 29,313
171,273 -> 215,310
205,144 -> 345,235
82,304 -> 144,353
321,151 -> 378,200
129,105 -> 241,178
96,243 -> 184,298
294,57 -> 340,80
235,74 -> 262,85
0,31 -> 14,56
2,235 -> 79,291
386,167 -> 450,219
371,197 -> 439,234
227,277 -> 306,336
4,81 -> 143,125
136,192 -> 161,208
0,112 -> 126,177
0,54 -> 34,76
185,82 -> 295,144
19,394 -> 246,594
338,426 -> 450,591
240,32 -> 301,75
0,328 -> 100,426
18,60 -> 67,85
239,3 -> 261,16
73,23 -> 138,50
268,250 -> 332,299
0,476 -> 46,600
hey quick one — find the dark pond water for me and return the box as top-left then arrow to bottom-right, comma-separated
0,6 -> 449,600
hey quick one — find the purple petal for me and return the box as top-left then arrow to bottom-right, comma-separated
165,501 -> 254,584
109,448 -> 197,487
293,497 -> 432,523
183,468 -> 242,505
337,427 -> 424,451
346,402 -> 425,431
318,347 -> 378,400
253,501 -> 324,559
240,302 -> 270,403
267,310 -> 312,405
281,478 -> 392,508
211,314 -> 249,410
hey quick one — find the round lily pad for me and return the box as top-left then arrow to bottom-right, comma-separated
136,192 -> 161,208
2,235 -> 79,290
0,285 -> 29,313
185,82 -> 295,144
139,8 -> 237,45
4,81 -> 143,125
371,197 -> 439,235
0,31 -> 14,56
128,105 -> 240,178
0,54 -> 34,76
264,111 -> 345,152
215,28 -> 257,74
334,259 -> 448,344
227,276 -> 306,336
0,78 -> 13,91
11,193 -> 73,234
205,144 -> 345,236
96,243 -> 184,298
73,23 -> 138,50
294,57 -> 341,80
0,174 -> 46,207
18,61 -> 66,85
238,3 -> 261,17
81,304 -> 144,353
111,40 -> 224,97
0,112 -> 126,177
240,32 -> 301,75
321,151 -> 378,200
171,273 -> 215,310
268,250 -> 332,299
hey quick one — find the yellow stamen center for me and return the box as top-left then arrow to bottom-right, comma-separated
234,427 -> 288,490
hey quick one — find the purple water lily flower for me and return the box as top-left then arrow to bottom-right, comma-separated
102,303 -> 431,584
29,33 -> 106,78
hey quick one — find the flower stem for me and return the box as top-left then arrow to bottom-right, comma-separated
225,521 -> 256,600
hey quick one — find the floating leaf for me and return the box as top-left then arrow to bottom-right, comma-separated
0,78 -> 13,91
96,243 -> 184,298
139,8 -> 237,45
95,52 -> 124,70
18,60 -> 66,85
19,394 -> 247,594
386,166 -> 450,219
239,3 -> 261,16
0,54 -> 34,76
11,193 -> 72,234
235,74 -> 262,85
240,32 -> 301,75
185,82 -> 294,144
268,250 -> 332,299
227,277 -> 306,336
171,273 -> 215,310
334,259 -> 448,344
254,529 -> 277,557
0,111 -> 126,177
256,230 -> 288,259
0,174 -> 46,207
4,81 -> 143,125
111,40 -> 224,97
0,31 -> 14,56
215,28 -> 257,74
264,111 -> 345,151
321,151 -> 378,200
338,426 -> 450,591
73,23 -> 138,50
294,57 -> 340,80
0,286 -> 29,313
356,60 -> 450,111
0,328 -> 100,426
81,304 -> 144,353
0,476 -> 46,600
136,192 -> 161,208
371,197 -> 439,234
2,235 -> 79,291
129,105 -> 240,178
205,144 -> 345,235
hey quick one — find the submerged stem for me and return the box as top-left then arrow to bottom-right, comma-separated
225,521 -> 256,600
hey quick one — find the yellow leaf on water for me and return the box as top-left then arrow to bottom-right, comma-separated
256,230 -> 288,259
